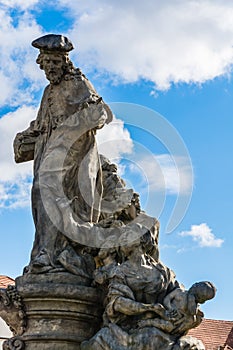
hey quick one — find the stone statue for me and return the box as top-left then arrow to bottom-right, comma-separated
0,286 -> 26,336
0,34 -> 216,350
13,34 -> 113,273
81,232 -> 216,350
138,281 -> 216,335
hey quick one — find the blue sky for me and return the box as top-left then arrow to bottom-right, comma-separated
0,0 -> 232,323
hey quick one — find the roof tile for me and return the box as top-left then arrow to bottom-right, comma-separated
0,275 -> 15,289
188,319 -> 233,350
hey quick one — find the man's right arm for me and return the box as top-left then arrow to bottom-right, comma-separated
13,120 -> 38,163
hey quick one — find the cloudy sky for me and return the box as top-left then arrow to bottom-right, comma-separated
0,0 -> 232,325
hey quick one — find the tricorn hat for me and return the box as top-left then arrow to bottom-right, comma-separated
32,34 -> 74,53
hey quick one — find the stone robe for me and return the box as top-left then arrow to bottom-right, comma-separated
14,69 -> 112,268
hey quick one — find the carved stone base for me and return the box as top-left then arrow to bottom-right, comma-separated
3,337 -> 25,350
11,273 -> 103,350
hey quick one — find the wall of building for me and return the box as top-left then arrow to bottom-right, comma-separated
0,318 -> 12,347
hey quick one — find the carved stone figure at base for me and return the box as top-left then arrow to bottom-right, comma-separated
81,231 -> 216,350
138,281 -> 216,335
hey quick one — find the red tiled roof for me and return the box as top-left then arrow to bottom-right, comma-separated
188,319 -> 233,350
0,275 -> 15,289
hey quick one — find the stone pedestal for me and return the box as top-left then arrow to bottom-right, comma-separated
6,273 -> 103,350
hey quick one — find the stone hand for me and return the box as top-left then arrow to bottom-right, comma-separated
166,308 -> 180,321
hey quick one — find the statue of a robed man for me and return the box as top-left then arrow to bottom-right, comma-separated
14,34 -> 113,272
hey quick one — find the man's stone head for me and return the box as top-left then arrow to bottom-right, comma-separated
36,52 -> 69,84
32,34 -> 74,84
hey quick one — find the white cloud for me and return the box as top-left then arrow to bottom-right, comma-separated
179,223 -> 224,248
0,0 -> 39,9
97,120 -> 192,196
0,180 -> 31,209
58,0 -> 233,90
0,0 -> 232,109
132,154 -> 192,195
0,106 -> 36,181
96,116 -> 134,159
0,7 -> 44,107
0,106 -> 35,209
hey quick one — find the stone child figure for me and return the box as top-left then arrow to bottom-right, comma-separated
81,229 -> 216,350
138,281 -> 216,336
14,34 -> 112,272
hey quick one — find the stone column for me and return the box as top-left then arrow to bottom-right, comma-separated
3,273 -> 103,350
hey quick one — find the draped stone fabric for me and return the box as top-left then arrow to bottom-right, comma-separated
14,69 -> 112,269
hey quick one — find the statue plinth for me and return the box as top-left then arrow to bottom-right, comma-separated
8,273 -> 103,350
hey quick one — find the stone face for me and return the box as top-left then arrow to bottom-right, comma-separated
0,34 -> 217,350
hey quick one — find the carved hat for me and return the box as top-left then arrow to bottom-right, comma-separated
32,34 -> 74,53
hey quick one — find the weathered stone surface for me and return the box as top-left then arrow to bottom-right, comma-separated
13,273 -> 103,349
3,337 -> 25,350
0,33 -> 217,350
80,231 -> 216,350
0,286 -> 26,336
14,34 -> 113,273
